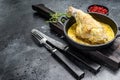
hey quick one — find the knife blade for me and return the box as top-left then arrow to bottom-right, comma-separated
31,29 -> 101,73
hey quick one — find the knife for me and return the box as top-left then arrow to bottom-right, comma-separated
31,29 -> 101,73
31,29 -> 85,80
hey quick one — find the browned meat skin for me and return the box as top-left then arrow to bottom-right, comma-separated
67,6 -> 108,44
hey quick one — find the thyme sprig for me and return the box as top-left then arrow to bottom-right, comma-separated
47,12 -> 70,23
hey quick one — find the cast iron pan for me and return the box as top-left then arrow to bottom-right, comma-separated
59,13 -> 120,51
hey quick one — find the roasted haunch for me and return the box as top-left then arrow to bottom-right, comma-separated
67,6 -> 110,44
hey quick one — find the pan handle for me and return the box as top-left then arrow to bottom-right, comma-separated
58,16 -> 70,26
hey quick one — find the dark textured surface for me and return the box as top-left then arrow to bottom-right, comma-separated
0,0 -> 120,80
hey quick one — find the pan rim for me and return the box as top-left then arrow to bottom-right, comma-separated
63,13 -> 118,48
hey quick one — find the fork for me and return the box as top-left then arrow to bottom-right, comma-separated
31,29 -> 85,80
32,29 -> 57,52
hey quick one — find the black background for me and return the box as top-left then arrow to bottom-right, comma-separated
0,0 -> 120,80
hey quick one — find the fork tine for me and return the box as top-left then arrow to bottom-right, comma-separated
31,29 -> 48,44
31,29 -> 44,40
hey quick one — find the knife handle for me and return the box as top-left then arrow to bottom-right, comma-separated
52,49 -> 85,80
43,42 -> 84,80
65,48 -> 101,73
32,4 -> 55,20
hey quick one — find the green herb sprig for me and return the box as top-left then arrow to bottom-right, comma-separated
47,12 -> 71,23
